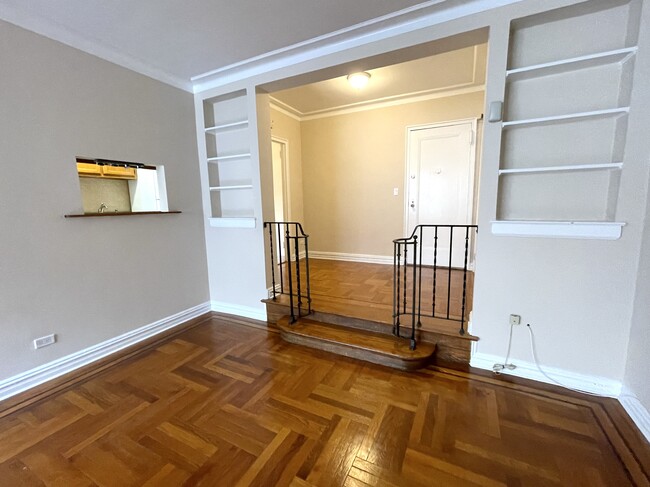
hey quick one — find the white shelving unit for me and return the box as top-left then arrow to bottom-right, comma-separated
498,162 -> 623,176
501,107 -> 630,128
202,90 -> 256,228
495,0 -> 641,238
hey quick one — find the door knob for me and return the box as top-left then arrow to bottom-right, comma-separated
410,201 -> 415,209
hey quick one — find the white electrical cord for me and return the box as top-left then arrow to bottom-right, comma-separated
525,323 -> 615,398
492,322 -> 517,374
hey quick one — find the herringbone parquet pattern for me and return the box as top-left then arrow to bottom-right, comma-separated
0,316 -> 648,486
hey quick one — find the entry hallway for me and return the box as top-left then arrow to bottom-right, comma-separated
0,316 -> 648,486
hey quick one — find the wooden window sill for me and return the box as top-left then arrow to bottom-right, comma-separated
65,211 -> 181,218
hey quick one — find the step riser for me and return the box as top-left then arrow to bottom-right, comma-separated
279,330 -> 433,372
265,301 -> 471,368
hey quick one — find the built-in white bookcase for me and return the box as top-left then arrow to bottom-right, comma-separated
494,0 -> 641,238
202,90 -> 255,228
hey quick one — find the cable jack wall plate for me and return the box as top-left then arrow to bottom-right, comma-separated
34,334 -> 56,349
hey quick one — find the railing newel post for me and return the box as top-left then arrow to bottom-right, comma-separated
411,235 -> 418,351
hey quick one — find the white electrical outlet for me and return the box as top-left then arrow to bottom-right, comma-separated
34,334 -> 56,349
509,314 -> 521,326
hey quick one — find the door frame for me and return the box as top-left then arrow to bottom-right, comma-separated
403,117 -> 479,238
271,136 -> 290,221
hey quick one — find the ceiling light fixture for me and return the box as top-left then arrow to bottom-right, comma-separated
347,72 -> 371,89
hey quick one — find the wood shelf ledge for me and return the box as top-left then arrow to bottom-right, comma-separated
65,211 -> 182,218
491,220 -> 625,240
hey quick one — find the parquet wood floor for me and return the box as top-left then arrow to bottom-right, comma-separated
1,315 -> 648,486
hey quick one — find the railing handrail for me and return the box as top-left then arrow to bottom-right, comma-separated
263,221 -> 309,238
395,223 -> 478,244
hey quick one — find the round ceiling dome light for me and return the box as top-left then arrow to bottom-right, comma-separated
347,71 -> 371,89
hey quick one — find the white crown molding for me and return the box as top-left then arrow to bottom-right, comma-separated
470,352 -> 623,397
0,302 -> 211,402
270,85 -> 485,122
2,0 -> 513,95
269,100 -> 302,121
192,0 -> 524,93
211,301 -> 267,322
0,4 -> 192,92
619,387 -> 650,444
310,251 -> 393,265
191,0 -> 448,84
310,85 -> 485,120
269,41 -> 484,121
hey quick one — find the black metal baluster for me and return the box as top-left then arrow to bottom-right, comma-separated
393,241 -> 400,336
410,236 -> 418,350
402,243 -> 408,314
432,226 -> 438,318
446,227 -> 453,320
417,227 -> 423,330
460,226 -> 470,336
278,224 -> 284,294
304,235 -> 312,314
267,223 -> 277,300
294,224 -> 302,318
286,227 -> 295,323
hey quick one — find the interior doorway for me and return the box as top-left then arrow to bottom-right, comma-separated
405,119 -> 477,267
261,31 -> 486,342
272,137 -> 289,259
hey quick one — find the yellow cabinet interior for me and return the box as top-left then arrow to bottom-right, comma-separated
77,162 -> 102,177
77,162 -> 136,180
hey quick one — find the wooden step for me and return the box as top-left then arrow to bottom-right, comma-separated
264,295 -> 477,367
277,316 -> 435,371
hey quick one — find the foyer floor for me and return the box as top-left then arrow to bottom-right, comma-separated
0,315 -> 647,486
280,258 -> 474,332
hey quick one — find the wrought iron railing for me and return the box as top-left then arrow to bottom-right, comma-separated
263,221 -> 312,323
393,224 -> 478,349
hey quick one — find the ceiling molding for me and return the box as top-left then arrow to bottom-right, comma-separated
0,4 -> 192,92
270,84 -> 485,122
269,100 -> 302,121
270,42 -> 484,121
192,0 -> 523,93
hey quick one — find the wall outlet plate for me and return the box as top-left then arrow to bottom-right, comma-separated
34,334 -> 56,349
509,314 -> 521,326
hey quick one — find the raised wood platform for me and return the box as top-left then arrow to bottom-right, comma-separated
265,259 -> 477,370
277,316 -> 436,371
264,294 -> 477,368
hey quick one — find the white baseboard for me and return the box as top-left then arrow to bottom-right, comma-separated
0,302 -> 212,402
310,251 -> 393,265
211,301 -> 267,322
470,352 -> 622,397
619,387 -> 650,444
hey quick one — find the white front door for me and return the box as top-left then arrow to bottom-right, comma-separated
406,121 -> 476,268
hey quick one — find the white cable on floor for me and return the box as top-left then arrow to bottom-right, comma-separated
526,323 -> 615,398
492,322 -> 516,374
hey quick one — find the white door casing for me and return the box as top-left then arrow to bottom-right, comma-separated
405,119 -> 477,268
271,137 -> 290,258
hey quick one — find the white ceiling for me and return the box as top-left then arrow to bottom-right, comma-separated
271,43 -> 487,116
0,0 -> 435,89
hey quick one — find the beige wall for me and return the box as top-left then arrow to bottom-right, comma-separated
300,92 -> 484,256
270,108 -> 304,223
0,20 -> 208,380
